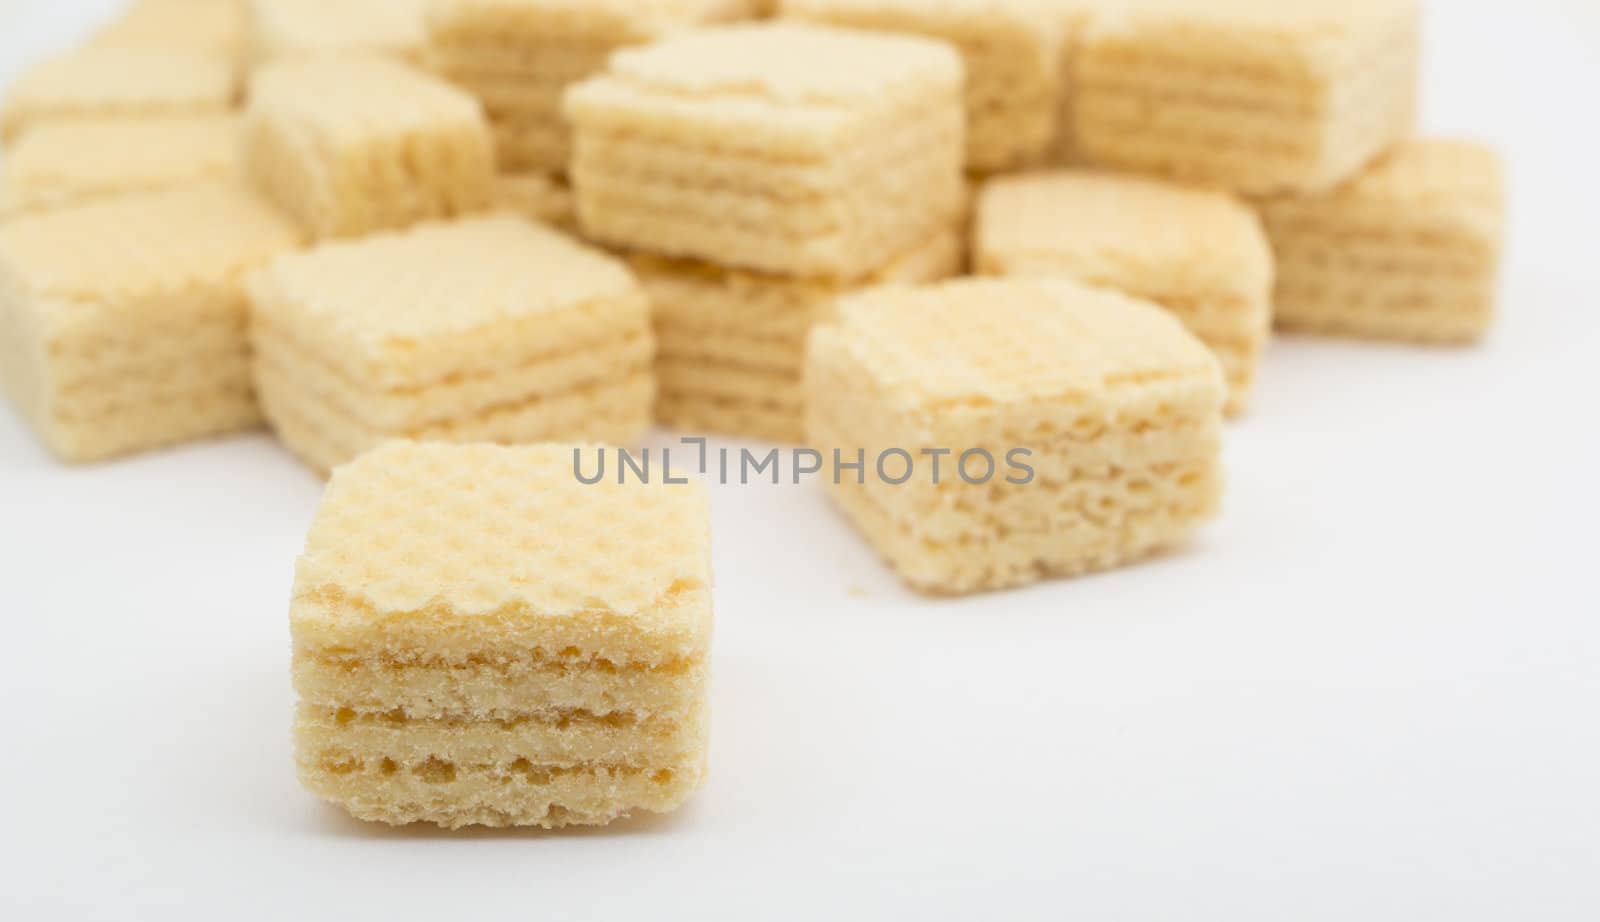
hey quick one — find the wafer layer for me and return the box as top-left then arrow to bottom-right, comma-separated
805,277 -> 1225,594
243,56 -> 494,238
567,23 -> 965,278
248,216 -> 655,471
290,442 -> 714,828
1259,138 -> 1504,343
426,0 -> 758,171
0,48 -> 238,141
495,172 -> 576,230
0,182 -> 300,462
91,0 -> 246,61
639,226 -> 961,441
780,0 -> 1067,171
1074,0 -> 1420,194
247,0 -> 431,64
975,169 -> 1272,415
0,115 -> 240,217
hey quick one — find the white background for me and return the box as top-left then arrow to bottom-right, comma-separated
2,2 -> 1598,919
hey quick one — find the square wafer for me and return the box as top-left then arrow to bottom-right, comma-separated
242,55 -> 494,239
248,215 -> 654,474
494,172 -> 576,232
290,441 -> 712,828
91,0 -> 246,61
0,181 -> 302,462
975,169 -> 1273,415
247,0 -> 431,65
639,226 -> 962,442
0,47 -> 238,142
425,0 -> 759,172
806,276 -> 1225,594
1074,0 -> 1420,194
0,115 -> 240,218
565,22 -> 965,278
1258,139 -> 1506,343
780,0 -> 1068,172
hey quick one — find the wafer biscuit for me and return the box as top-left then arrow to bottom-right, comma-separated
0,182 -> 301,462
425,0 -> 759,172
291,441 -> 713,828
494,172 -> 576,231
248,215 -> 654,474
780,0 -> 1066,172
638,226 -> 961,442
806,276 -> 1225,594
1258,139 -> 1505,343
91,0 -> 246,61
1075,0 -> 1420,194
0,115 -> 240,217
247,0 -> 430,64
566,23 -> 965,278
974,170 -> 1272,415
242,56 -> 493,239
0,48 -> 238,142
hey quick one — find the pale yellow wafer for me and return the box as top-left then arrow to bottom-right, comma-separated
290,441 -> 713,828
805,276 -> 1225,595
974,169 -> 1272,415
246,0 -> 431,64
247,215 -> 655,472
0,115 -> 240,217
1074,0 -> 1420,194
0,47 -> 238,141
91,0 -> 246,61
780,0 -> 1067,171
1258,138 -> 1505,343
242,56 -> 493,239
566,23 -> 965,278
0,181 -> 301,463
426,0 -> 760,172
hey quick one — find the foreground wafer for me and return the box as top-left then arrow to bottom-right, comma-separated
243,56 -> 493,239
1075,0 -> 1420,194
566,22 -> 965,278
248,215 -> 654,474
974,170 -> 1273,415
780,0 -> 1068,172
806,277 -> 1225,595
290,441 -> 713,829
0,182 -> 301,462
1259,139 -> 1506,343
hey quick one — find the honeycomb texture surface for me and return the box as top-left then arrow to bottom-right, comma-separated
974,169 -> 1273,415
805,277 -> 1226,594
247,215 -> 654,473
290,441 -> 713,828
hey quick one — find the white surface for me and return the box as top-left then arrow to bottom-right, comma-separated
2,3 -> 1599,919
